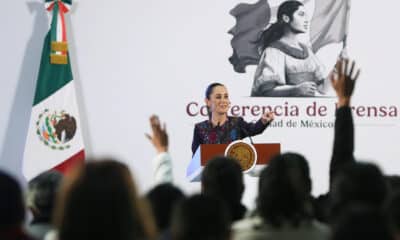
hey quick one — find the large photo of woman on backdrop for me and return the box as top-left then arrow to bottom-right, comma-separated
229,0 -> 351,97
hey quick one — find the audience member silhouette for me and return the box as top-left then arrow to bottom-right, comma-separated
257,153 -> 313,227
313,58 -> 363,222
332,205 -> 393,240
319,59 -> 389,223
329,162 -> 387,221
233,153 -> 330,240
146,183 -> 185,239
26,170 -> 63,240
171,194 -> 230,240
53,159 -> 156,240
201,156 -> 246,222
0,170 -> 34,240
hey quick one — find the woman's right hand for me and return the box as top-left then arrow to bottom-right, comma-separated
295,82 -> 317,96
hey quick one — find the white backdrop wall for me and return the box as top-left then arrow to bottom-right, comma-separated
1,0 -> 399,208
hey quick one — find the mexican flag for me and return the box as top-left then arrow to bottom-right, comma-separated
23,0 -> 85,180
310,0 -> 351,52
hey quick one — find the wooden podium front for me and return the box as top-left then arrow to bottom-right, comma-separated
186,143 -> 280,182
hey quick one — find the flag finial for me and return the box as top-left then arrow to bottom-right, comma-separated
46,0 -> 72,64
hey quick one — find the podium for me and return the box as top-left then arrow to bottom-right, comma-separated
186,143 -> 281,182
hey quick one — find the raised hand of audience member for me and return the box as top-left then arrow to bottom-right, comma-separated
145,115 -> 168,153
330,59 -> 360,107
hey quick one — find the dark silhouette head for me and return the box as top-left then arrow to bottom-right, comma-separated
54,159 -> 156,240
332,204 -> 393,240
330,162 -> 388,221
27,170 -> 63,223
201,156 -> 245,221
257,152 -> 312,227
146,183 -> 185,231
171,194 -> 230,240
0,170 -> 25,230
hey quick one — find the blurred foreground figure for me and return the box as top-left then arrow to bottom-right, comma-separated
51,159 -> 156,240
171,194 -> 231,240
0,170 -> 34,240
26,170 -> 63,240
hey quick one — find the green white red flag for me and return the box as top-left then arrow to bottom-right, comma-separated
23,0 -> 85,180
310,0 -> 351,52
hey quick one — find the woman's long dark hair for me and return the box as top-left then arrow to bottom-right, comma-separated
257,153 -> 313,228
205,82 -> 225,120
257,1 -> 303,51
54,159 -> 157,240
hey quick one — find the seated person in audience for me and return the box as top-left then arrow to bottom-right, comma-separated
146,183 -> 185,240
0,170 -> 34,240
171,194 -> 230,240
328,59 -> 359,180
385,192 -> 400,239
313,58 -> 361,222
318,59 -> 388,223
332,205 -> 393,240
49,159 -> 157,240
329,162 -> 387,222
201,156 -> 246,222
26,170 -> 63,240
146,115 -> 173,184
233,153 -> 331,240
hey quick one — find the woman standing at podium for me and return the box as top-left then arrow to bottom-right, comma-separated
191,83 -> 274,154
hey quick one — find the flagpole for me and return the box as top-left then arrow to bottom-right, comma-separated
340,0 -> 351,59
